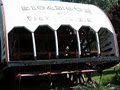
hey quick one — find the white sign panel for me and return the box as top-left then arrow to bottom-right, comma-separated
2,0 -> 114,33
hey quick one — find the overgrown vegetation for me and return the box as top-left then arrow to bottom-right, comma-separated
91,64 -> 120,89
72,65 -> 120,90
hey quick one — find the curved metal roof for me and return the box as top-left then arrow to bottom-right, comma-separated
2,0 -> 114,33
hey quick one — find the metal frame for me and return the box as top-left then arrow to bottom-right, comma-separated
54,30 -> 59,58
95,32 -> 100,57
7,56 -> 120,67
76,31 -> 81,58
32,32 -> 37,60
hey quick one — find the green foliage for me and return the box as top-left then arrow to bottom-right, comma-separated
88,86 -> 111,90
94,0 -> 116,12
112,65 -> 120,84
101,74 -> 115,85
92,65 -> 120,86
72,66 -> 120,90
60,0 -> 118,12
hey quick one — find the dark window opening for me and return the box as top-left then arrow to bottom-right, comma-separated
8,27 -> 34,61
79,26 -> 97,57
35,26 -> 56,60
57,25 -> 78,59
98,28 -> 115,56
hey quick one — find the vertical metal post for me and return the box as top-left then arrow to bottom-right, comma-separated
32,32 -> 37,60
6,35 -> 9,62
54,30 -> 59,58
76,31 -> 81,58
95,32 -> 100,57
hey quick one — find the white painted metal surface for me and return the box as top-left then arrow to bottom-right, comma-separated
2,0 -> 114,33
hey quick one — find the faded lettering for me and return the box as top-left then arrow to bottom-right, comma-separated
21,6 -> 30,11
37,6 -> 45,10
21,5 -> 92,14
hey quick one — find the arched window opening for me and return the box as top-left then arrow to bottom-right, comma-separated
34,26 -> 56,60
98,28 -> 116,56
8,27 -> 34,61
57,25 -> 78,59
79,26 -> 97,57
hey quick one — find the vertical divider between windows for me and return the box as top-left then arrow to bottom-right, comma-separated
54,30 -> 59,58
95,32 -> 101,57
32,32 -> 37,60
76,31 -> 81,58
